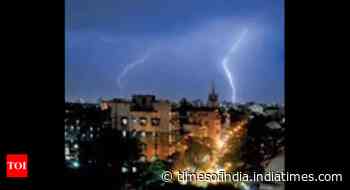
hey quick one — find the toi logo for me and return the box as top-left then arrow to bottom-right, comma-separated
6,154 -> 28,178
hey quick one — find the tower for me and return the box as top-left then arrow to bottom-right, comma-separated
207,81 -> 219,108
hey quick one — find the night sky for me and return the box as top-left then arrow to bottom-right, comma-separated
65,0 -> 284,104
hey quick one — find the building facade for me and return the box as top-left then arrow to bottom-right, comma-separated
101,83 -> 223,162
105,95 -> 180,161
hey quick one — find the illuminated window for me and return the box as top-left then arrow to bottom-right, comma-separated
151,118 -> 160,126
131,130 -> 137,137
121,167 -> 128,173
169,135 -> 173,143
139,117 -> 147,126
121,117 -> 128,126
153,132 -> 157,137
72,161 -> 80,168
140,156 -> 146,162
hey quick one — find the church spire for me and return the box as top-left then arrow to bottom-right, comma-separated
208,80 -> 219,108
210,80 -> 216,95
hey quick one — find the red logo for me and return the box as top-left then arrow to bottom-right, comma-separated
6,154 -> 28,178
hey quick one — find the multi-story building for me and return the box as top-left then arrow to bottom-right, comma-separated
103,95 -> 180,161
176,82 -> 222,139
99,83 -> 224,162
64,103 -> 106,168
182,107 -> 222,141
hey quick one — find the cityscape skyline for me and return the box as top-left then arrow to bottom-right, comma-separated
65,0 -> 284,104
65,83 -> 282,105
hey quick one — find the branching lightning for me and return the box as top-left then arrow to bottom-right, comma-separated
117,52 -> 151,92
221,29 -> 248,103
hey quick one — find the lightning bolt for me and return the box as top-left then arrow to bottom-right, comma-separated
117,52 -> 151,94
221,29 -> 248,103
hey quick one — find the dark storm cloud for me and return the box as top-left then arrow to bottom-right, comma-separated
65,0 -> 284,103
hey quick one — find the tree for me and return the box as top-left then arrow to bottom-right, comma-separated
240,114 -> 285,172
136,159 -> 169,190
